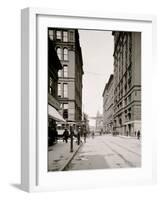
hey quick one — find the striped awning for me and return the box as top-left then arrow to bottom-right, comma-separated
48,105 -> 65,122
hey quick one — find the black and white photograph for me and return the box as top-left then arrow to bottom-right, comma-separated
48,28 -> 141,172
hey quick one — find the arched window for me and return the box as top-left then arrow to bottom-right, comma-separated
63,48 -> 68,61
56,47 -> 62,60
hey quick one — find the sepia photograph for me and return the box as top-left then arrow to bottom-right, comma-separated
47,28 -> 141,172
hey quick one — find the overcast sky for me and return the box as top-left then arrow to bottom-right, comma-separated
78,30 -> 114,126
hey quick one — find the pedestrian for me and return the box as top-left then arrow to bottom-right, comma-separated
137,130 -> 141,140
100,129 -> 103,136
77,127 -> 81,145
92,131 -> 95,139
83,130 -> 87,143
63,128 -> 69,143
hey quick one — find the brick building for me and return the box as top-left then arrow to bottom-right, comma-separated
102,74 -> 114,134
48,28 -> 84,129
112,31 -> 141,136
48,36 -> 65,140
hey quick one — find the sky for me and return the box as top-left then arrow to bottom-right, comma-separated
78,30 -> 114,126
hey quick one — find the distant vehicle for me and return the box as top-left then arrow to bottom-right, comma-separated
57,125 -> 64,139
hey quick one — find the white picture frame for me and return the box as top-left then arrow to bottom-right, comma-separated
21,7 -> 157,192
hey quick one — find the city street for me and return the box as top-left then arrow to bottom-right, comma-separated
65,134 -> 141,171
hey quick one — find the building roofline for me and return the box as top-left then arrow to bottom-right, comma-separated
102,74 -> 114,97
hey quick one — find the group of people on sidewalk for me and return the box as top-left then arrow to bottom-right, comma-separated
62,127 -> 88,145
48,124 -> 88,146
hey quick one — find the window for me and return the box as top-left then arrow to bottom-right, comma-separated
128,94 -> 131,103
49,77 -> 53,95
69,31 -> 74,41
63,65 -> 68,77
48,30 -> 54,40
56,47 -> 62,60
58,83 -> 61,97
56,30 -> 61,40
63,48 -> 68,60
63,103 -> 68,109
128,113 -> 131,120
63,31 -> 68,42
128,66 -> 132,78
58,69 -> 62,77
128,79 -> 131,89
63,83 -> 68,98
63,103 -> 68,119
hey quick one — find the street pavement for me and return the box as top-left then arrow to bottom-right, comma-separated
48,139 -> 82,171
65,134 -> 141,171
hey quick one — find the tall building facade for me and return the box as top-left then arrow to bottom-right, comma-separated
48,36 -> 65,132
48,28 -> 83,128
112,32 -> 141,136
102,74 -> 114,134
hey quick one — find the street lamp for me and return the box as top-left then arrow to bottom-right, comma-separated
70,125 -> 74,152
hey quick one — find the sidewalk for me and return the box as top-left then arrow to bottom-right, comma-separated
48,139 -> 83,171
117,135 -> 138,140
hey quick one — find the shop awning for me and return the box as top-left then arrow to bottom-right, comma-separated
48,105 -> 65,122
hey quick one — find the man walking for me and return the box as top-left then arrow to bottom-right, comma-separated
63,128 -> 69,143
137,130 -> 141,140
83,130 -> 87,143
77,127 -> 81,145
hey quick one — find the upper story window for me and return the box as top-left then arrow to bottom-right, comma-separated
56,30 -> 61,40
58,83 -> 62,97
63,65 -> 68,77
63,83 -> 68,98
58,69 -> 62,77
63,31 -> 68,42
63,48 -> 68,61
69,31 -> 74,41
63,103 -> 68,119
56,47 -> 62,60
49,77 -> 53,95
48,30 -> 54,40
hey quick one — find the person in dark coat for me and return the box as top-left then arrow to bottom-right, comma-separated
83,130 -> 87,143
77,128 -> 81,145
137,130 -> 141,140
63,128 -> 69,143
92,131 -> 95,139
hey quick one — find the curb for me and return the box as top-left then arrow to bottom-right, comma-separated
59,142 -> 83,171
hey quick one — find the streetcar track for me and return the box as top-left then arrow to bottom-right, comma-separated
102,140 -> 136,167
108,140 -> 141,157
